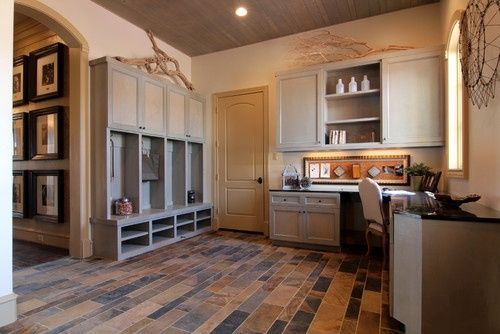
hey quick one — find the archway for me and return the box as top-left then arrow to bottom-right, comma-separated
14,0 -> 91,258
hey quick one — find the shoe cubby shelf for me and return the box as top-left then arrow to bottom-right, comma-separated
91,203 -> 213,260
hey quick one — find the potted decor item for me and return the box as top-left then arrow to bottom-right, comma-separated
405,162 -> 431,191
282,164 -> 300,190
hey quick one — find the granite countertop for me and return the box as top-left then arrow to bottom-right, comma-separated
391,192 -> 500,223
269,187 -> 500,223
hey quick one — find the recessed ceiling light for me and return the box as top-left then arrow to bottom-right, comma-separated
235,7 -> 247,17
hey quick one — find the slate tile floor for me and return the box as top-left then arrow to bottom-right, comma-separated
13,240 -> 69,271
2,231 -> 404,334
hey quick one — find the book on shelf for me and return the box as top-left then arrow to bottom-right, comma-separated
328,130 -> 347,144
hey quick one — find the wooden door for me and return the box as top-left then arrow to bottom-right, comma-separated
142,78 -> 165,135
382,50 -> 444,146
167,88 -> 186,139
187,96 -> 204,141
110,68 -> 139,130
270,206 -> 303,242
216,88 -> 266,232
303,207 -> 339,246
276,70 -> 321,150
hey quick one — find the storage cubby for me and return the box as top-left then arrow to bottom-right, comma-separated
141,136 -> 165,211
196,208 -> 212,230
109,131 -> 140,215
324,62 -> 381,146
152,216 -> 175,245
177,212 -> 195,236
166,139 -> 186,207
120,221 -> 150,254
188,142 -> 203,204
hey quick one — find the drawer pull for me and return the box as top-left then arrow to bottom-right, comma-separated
318,200 -> 322,203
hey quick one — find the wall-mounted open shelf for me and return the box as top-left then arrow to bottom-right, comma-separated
325,89 -> 380,101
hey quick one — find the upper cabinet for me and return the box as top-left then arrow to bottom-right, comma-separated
276,70 -> 321,150
109,66 -> 140,131
381,49 -> 444,146
167,87 -> 205,142
142,77 -> 166,136
275,46 -> 444,151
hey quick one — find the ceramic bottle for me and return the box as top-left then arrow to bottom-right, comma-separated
361,75 -> 370,91
349,77 -> 357,93
336,79 -> 344,94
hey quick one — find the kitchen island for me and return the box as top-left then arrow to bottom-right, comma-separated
390,192 -> 500,334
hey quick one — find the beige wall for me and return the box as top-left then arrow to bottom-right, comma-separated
441,0 -> 500,211
192,3 -> 444,202
13,16 -> 70,248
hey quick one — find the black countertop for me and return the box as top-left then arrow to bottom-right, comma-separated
269,188 -> 500,223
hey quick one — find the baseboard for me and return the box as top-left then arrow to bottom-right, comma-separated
0,293 -> 17,327
13,227 -> 69,249
272,240 -> 341,253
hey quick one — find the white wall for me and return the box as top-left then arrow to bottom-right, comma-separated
0,0 -> 15,327
37,0 -> 191,78
192,3 -> 444,201
441,0 -> 500,211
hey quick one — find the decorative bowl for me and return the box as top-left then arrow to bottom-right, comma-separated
434,193 -> 481,208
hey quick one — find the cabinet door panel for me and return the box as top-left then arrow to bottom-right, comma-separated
188,97 -> 204,141
110,69 -> 139,129
277,71 -> 321,149
143,79 -> 165,135
167,89 -> 186,139
303,207 -> 339,246
270,206 -> 302,242
382,51 -> 443,145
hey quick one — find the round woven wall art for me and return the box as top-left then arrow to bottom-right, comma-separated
459,0 -> 500,108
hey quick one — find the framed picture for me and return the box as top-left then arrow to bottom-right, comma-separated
29,43 -> 66,102
29,106 -> 63,160
320,163 -> 331,178
30,170 -> 64,223
13,113 -> 28,160
13,170 -> 29,218
13,56 -> 29,106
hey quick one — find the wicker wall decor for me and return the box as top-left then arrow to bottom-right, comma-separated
459,0 -> 500,108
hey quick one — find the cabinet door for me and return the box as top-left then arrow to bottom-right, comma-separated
270,206 -> 303,242
303,207 -> 339,246
110,68 -> 140,130
187,96 -> 204,142
382,50 -> 444,146
167,88 -> 186,139
277,70 -> 321,150
142,78 -> 165,135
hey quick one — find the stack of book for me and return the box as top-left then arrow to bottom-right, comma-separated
328,130 -> 346,144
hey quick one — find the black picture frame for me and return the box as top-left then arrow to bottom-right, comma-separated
30,170 -> 64,223
13,170 -> 29,218
13,55 -> 29,106
29,106 -> 64,160
29,43 -> 66,102
13,112 -> 28,160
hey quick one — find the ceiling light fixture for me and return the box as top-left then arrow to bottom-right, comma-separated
235,7 -> 248,17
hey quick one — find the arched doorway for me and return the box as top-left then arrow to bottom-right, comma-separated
14,0 -> 91,258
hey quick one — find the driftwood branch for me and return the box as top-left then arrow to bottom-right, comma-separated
289,29 -> 414,66
115,29 -> 194,91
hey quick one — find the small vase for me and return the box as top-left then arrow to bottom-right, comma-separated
348,77 -> 357,93
336,79 -> 344,94
361,75 -> 370,91
411,175 -> 423,191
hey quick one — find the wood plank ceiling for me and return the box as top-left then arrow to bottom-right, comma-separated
91,0 -> 439,56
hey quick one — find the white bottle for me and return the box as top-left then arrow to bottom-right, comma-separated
361,75 -> 370,91
348,77 -> 357,93
336,79 -> 344,94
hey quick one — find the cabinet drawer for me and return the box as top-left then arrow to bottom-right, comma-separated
271,195 -> 301,205
304,196 -> 339,208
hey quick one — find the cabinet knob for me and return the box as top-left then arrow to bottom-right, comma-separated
283,199 -> 287,201
318,200 -> 322,203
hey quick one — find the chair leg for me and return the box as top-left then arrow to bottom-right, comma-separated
365,229 -> 371,256
382,233 -> 387,268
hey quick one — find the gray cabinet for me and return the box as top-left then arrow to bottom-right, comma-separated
382,49 -> 444,146
109,66 -> 140,131
269,191 -> 340,247
276,70 -> 321,150
142,77 -> 166,135
167,87 -> 205,142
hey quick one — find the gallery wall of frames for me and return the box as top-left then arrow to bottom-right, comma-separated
12,39 -> 68,223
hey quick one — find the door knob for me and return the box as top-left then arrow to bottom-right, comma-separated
256,177 -> 263,184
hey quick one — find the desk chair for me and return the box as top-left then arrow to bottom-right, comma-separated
359,178 -> 388,263
420,171 -> 442,193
